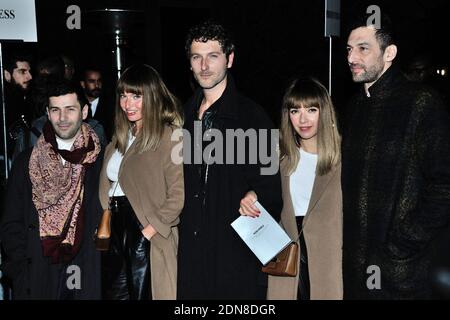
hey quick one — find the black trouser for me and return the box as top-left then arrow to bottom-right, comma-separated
296,216 -> 310,300
101,196 -> 151,300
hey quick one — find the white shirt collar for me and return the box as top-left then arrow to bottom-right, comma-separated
90,97 -> 100,117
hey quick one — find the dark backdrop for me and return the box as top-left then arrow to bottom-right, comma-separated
4,0 -> 450,123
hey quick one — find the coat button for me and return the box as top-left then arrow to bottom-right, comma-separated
194,231 -> 199,236
28,224 -> 35,230
194,193 -> 199,198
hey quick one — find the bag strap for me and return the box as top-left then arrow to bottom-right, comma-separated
292,214 -> 310,243
108,180 -> 120,209
108,159 -> 123,209
292,164 -> 339,242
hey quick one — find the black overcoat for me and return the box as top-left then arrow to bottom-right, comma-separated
342,65 -> 450,299
0,148 -> 104,300
177,76 -> 283,299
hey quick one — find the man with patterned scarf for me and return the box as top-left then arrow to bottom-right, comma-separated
0,79 -> 104,299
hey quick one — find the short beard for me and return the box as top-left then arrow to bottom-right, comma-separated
352,60 -> 385,84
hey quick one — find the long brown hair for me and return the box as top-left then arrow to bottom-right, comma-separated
114,64 -> 183,154
280,77 -> 341,176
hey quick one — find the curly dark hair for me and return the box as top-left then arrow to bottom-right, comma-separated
184,20 -> 235,59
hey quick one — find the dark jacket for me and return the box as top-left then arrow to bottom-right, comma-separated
177,75 -> 283,299
3,84 -> 33,158
341,65 -> 450,299
91,94 -> 114,142
0,148 -> 104,300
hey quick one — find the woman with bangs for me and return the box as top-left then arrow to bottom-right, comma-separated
239,77 -> 343,300
99,64 -> 184,300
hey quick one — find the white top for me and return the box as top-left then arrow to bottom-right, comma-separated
290,148 -> 318,217
90,97 -> 99,117
56,136 -> 76,166
107,132 -> 136,197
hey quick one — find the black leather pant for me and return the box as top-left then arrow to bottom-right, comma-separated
101,196 -> 151,300
296,216 -> 310,300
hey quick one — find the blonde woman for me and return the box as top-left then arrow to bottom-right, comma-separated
99,64 -> 184,300
239,77 -> 343,300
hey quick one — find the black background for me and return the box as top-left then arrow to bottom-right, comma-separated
4,0 -> 449,123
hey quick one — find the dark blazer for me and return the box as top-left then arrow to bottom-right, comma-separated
92,94 -> 114,142
0,148 -> 104,300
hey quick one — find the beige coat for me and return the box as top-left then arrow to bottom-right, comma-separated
99,126 -> 184,300
267,159 -> 343,300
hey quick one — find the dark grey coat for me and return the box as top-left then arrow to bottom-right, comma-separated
342,65 -> 450,299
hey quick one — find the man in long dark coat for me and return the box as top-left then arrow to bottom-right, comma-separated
342,13 -> 450,299
177,20 -> 282,299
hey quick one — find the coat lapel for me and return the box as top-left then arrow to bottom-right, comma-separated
303,165 -> 338,227
120,137 -> 137,167
104,135 -> 138,175
99,143 -> 118,208
280,158 -> 339,232
84,160 -> 94,203
279,159 -> 300,239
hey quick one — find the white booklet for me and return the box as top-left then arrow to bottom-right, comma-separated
231,201 -> 292,265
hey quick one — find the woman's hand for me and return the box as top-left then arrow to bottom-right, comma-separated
142,223 -> 157,240
239,190 -> 260,218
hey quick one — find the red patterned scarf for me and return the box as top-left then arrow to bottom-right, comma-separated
29,121 -> 101,263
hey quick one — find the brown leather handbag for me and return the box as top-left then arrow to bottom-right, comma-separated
95,180 -> 120,251
261,242 -> 299,277
95,209 -> 111,251
262,215 -> 309,277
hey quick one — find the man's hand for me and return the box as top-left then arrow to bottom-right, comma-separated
239,190 -> 260,218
